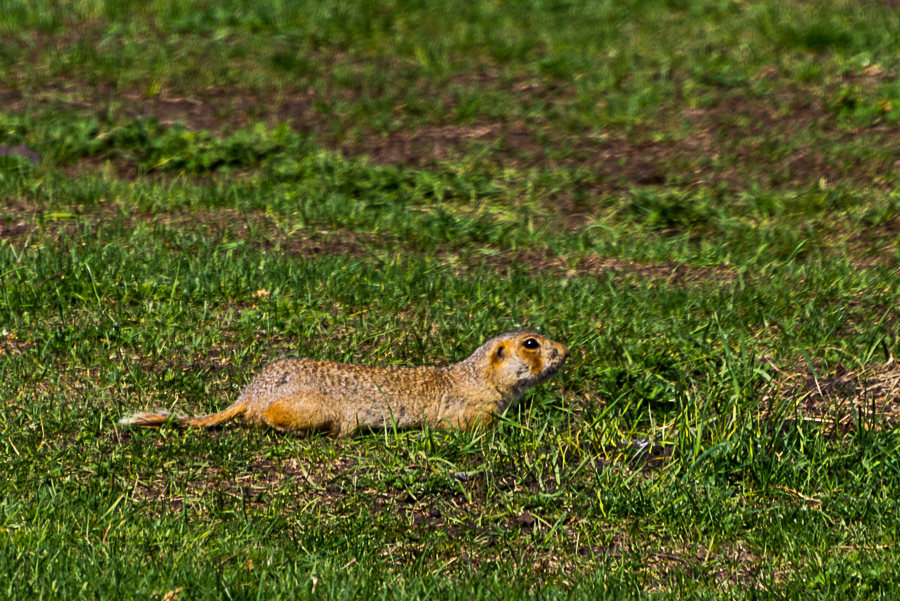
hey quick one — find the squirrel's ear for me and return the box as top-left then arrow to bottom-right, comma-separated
490,343 -> 506,368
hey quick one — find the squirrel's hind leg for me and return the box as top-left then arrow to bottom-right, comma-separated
254,394 -> 340,435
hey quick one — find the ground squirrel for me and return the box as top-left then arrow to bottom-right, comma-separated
120,331 -> 569,436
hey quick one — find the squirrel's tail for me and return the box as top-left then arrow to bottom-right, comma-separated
120,399 -> 250,429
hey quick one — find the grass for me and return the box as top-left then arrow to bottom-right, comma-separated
1,0 -> 900,598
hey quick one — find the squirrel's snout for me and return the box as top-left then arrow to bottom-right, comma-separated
550,343 -> 569,364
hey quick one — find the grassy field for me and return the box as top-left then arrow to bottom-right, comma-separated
1,0 -> 900,598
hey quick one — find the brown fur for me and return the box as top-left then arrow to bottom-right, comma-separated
120,331 -> 568,437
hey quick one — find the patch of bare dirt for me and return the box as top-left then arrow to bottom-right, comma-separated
573,256 -> 735,282
681,93 -> 842,187
61,154 -> 140,179
682,90 -> 900,188
116,89 -> 271,132
0,81 -> 25,111
340,123 -> 502,167
449,71 -> 502,87
283,234 -> 368,259
766,358 -> 900,434
0,219 -> 30,239
131,93 -> 226,132
340,123 -> 675,188
684,92 -> 831,139
0,144 -> 41,164
850,214 -> 900,252
277,92 -> 319,132
112,88 -> 320,133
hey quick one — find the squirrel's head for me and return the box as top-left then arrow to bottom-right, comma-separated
473,331 -> 569,396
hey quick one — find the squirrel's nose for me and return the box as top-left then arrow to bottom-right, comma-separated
555,344 -> 570,360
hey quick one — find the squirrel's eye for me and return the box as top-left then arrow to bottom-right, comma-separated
523,338 -> 540,349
